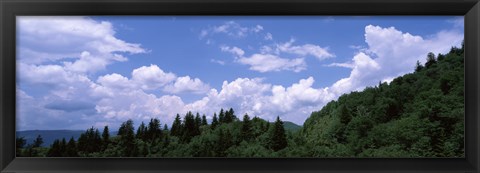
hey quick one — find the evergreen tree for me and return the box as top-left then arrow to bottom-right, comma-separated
339,104 -> 352,124
146,118 -> 162,143
182,111 -> 196,142
33,135 -> 43,148
60,138 -> 67,156
102,126 -> 110,150
240,113 -> 253,142
425,52 -> 437,68
195,113 -> 202,130
201,114 -> 208,126
16,137 -> 26,156
47,139 -> 62,157
171,114 -> 182,137
163,124 -> 169,131
66,137 -> 78,157
270,116 -> 288,151
211,113 -> 219,130
224,108 -> 236,123
118,120 -> 136,156
136,122 -> 147,140
219,109 -> 225,123
415,60 -> 424,72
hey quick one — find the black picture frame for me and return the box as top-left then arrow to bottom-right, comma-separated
1,0 -> 479,172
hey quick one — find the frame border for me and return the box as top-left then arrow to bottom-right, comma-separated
1,0 -> 479,172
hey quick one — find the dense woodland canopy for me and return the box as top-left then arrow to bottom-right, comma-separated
17,43 -> 465,157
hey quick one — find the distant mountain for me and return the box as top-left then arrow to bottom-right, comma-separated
16,130 -> 84,147
283,121 -> 302,132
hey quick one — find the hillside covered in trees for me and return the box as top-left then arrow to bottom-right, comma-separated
17,44 -> 464,157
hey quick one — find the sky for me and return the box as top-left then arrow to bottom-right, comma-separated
16,16 -> 464,131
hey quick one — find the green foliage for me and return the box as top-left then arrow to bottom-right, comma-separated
301,45 -> 464,157
21,45 -> 464,158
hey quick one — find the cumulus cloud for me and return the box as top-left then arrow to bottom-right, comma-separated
131,64 -> 176,90
17,17 -> 464,130
17,16 -> 146,73
327,25 -> 463,96
164,76 -> 211,94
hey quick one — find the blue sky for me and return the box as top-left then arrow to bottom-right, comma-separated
16,16 -> 464,130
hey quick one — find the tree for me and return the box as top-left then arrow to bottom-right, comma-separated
415,60 -> 424,72
47,139 -> 62,157
33,135 -> 43,148
146,118 -> 162,143
195,112 -> 202,132
425,52 -> 436,68
201,114 -> 208,126
339,104 -> 352,125
211,113 -> 219,130
223,108 -> 236,123
66,137 -> 78,157
182,111 -> 197,142
240,113 -> 253,142
171,114 -> 183,137
136,122 -> 147,140
219,109 -> 225,123
269,116 -> 288,151
118,120 -> 136,156
16,137 -> 26,156
102,126 -> 110,150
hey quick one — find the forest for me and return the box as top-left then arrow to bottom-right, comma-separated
16,43 -> 465,157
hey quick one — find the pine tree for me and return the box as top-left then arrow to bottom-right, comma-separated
66,137 -> 78,157
201,114 -> 208,126
136,122 -> 147,140
102,126 -> 110,150
224,108 -> 236,123
146,118 -> 162,143
163,124 -> 169,131
171,114 -> 182,137
211,113 -> 219,130
195,113 -> 202,131
47,139 -> 62,157
339,104 -> 352,124
240,113 -> 253,142
118,119 -> 136,156
425,52 -> 437,68
270,116 -> 288,151
182,111 -> 196,142
60,138 -> 67,156
219,109 -> 225,123
16,137 -> 26,156
33,135 -> 43,148
415,60 -> 424,72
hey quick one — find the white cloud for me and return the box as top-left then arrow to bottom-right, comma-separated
210,59 -> 225,65
328,25 -> 463,96
164,76 -> 210,94
131,64 -> 176,90
200,21 -> 267,40
220,46 -> 245,57
252,25 -> 264,32
277,39 -> 335,60
237,54 -> 306,73
96,73 -> 133,90
17,16 -> 146,73
264,32 -> 273,40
